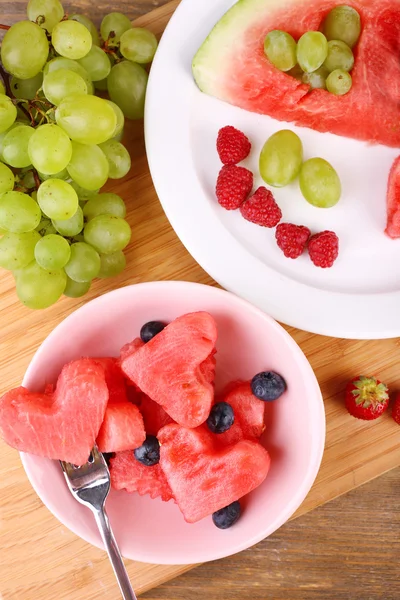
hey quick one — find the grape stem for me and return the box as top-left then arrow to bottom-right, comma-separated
0,24 -> 10,31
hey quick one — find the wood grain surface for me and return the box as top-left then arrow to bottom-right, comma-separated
1,1 -> 400,599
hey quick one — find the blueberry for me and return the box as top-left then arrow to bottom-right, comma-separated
212,501 -> 241,529
206,401 -> 234,434
134,435 -> 160,466
140,321 -> 166,343
251,371 -> 286,401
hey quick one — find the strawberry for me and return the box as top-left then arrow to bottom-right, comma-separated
275,223 -> 310,258
240,186 -> 282,228
391,392 -> 400,425
308,230 -> 339,268
345,376 -> 389,420
217,126 -> 251,165
216,164 -> 253,210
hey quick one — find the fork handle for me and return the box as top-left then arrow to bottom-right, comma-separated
94,508 -> 137,600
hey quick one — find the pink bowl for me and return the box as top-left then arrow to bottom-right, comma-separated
20,281 -> 325,565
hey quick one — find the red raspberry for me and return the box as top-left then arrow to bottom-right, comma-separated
216,165 -> 253,210
240,187 -> 282,228
275,223 -> 311,259
217,126 -> 251,165
392,392 -> 400,425
308,230 -> 339,268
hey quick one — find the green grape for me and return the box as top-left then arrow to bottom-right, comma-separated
2,125 -> 35,168
34,234 -> 71,270
107,61 -> 148,120
0,163 -> 15,193
98,140 -> 131,179
15,260 -> 66,309
323,5 -> 361,48
38,167 -> 69,181
43,69 -> 87,105
64,276 -> 91,298
0,230 -> 41,270
1,21 -> 49,79
69,180 -> 100,200
36,217 -> 56,236
100,12 -> 132,43
297,31 -> 328,73
28,124 -> 72,174
52,20 -> 92,60
0,81 -> 5,95
299,158 -> 341,208
27,0 -> 64,33
0,95 -> 17,134
67,142 -> 109,190
37,179 -> 79,220
105,100 -> 125,138
78,46 -> 111,81
83,192 -> 127,221
52,206 -> 84,236
31,190 -> 38,202
11,72 -> 43,100
70,14 -> 100,46
112,129 -> 124,143
65,241 -> 100,282
323,40 -> 354,72
119,28 -> 158,64
326,69 -> 352,95
22,169 -> 36,189
94,77 -> 108,91
302,66 -> 329,89
84,215 -> 131,254
259,130 -> 303,187
264,30 -> 297,72
44,57 -> 93,94
98,250 -> 126,278
56,95 -> 117,145
0,191 -> 41,233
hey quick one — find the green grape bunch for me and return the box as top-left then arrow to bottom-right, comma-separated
0,0 -> 159,309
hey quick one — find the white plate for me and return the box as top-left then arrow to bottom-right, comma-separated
145,0 -> 400,339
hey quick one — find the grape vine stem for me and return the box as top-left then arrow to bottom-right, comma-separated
0,24 -> 10,31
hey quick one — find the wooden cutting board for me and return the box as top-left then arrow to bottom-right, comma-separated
1,2 -> 400,598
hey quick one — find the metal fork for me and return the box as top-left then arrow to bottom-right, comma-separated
60,445 -> 137,600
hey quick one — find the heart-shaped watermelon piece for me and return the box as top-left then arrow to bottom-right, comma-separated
121,312 -> 217,428
158,424 -> 270,523
96,402 -> 146,453
193,0 -> 400,147
0,358 -> 109,465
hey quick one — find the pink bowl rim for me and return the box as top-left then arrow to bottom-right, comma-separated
20,281 -> 325,564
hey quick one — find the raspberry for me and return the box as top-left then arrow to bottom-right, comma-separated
308,230 -> 339,268
216,165 -> 253,210
275,223 -> 310,259
217,126 -> 251,165
240,186 -> 282,228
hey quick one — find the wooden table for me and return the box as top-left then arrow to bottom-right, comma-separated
1,2 -> 400,599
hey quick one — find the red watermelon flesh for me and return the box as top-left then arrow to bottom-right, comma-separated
215,381 -> 265,447
385,156 -> 400,238
121,312 -> 217,428
0,358 -> 109,465
137,394 -> 175,435
110,450 -> 174,502
93,357 -> 128,403
158,423 -> 270,523
193,0 -> 400,148
96,402 -> 146,453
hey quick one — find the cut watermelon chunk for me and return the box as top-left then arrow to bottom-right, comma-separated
94,357 -> 128,403
193,0 -> 400,147
138,394 -> 175,435
385,156 -> 400,239
110,450 -> 174,501
0,359 -> 108,465
121,312 -> 217,428
215,381 -> 265,446
97,402 -> 146,453
158,424 -> 270,523
120,338 -> 144,362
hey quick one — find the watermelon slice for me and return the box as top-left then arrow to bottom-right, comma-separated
158,424 -> 270,523
96,402 -> 146,453
0,358 -> 108,465
137,394 -> 175,435
110,450 -> 174,501
93,357 -> 128,403
121,312 -> 217,428
385,156 -> 400,239
120,338 -> 144,362
215,381 -> 265,447
193,0 -> 400,147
